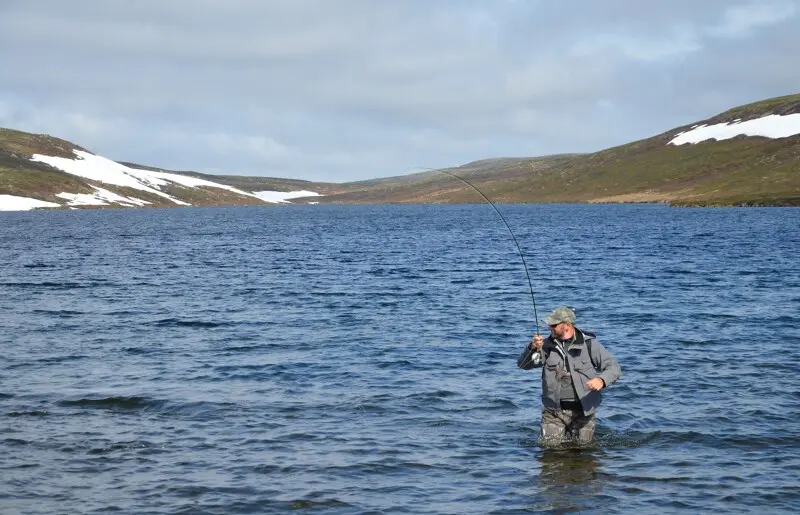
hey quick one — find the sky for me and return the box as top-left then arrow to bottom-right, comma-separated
1,0 -> 798,182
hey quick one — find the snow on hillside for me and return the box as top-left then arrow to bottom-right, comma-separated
253,190 -> 321,203
670,113 -> 800,145
31,150 -> 256,205
0,195 -> 60,211
57,187 -> 152,207
0,149 -> 325,211
0,186 -> 325,211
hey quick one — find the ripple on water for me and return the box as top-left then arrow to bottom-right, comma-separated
1,204 -> 799,514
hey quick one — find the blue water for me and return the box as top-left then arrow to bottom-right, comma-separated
1,204 -> 799,514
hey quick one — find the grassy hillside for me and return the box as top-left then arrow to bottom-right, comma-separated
0,130 -> 307,208
313,155 -> 579,204
117,162 -> 347,196
514,94 -> 800,206
2,94 -> 798,208
307,94 -> 799,206
0,129 -> 96,203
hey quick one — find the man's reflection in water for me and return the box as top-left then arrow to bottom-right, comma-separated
540,448 -> 600,484
534,449 -> 603,512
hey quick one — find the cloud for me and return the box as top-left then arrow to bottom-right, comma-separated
710,2 -> 797,38
0,0 -> 798,181
571,30 -> 703,63
160,131 -> 289,162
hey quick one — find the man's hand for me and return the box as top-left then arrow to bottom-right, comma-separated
530,334 -> 544,351
587,378 -> 605,391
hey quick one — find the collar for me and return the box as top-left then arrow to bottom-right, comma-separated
548,328 -> 586,360
556,329 -> 584,348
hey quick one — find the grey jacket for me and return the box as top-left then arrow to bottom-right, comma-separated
517,328 -> 621,416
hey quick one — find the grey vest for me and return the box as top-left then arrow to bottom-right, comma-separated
517,328 -> 621,415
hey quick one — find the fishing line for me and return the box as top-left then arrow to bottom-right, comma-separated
419,168 -> 540,335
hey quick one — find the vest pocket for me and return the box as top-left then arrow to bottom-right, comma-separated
572,356 -> 597,378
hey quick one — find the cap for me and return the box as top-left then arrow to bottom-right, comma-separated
542,306 -> 576,326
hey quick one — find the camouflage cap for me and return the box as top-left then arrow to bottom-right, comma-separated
542,306 -> 576,326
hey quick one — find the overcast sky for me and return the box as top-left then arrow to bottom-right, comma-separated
1,1 -> 798,182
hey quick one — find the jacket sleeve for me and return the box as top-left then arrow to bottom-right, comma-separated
588,338 -> 621,387
517,343 -> 544,370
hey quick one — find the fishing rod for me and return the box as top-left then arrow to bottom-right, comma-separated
418,167 -> 540,336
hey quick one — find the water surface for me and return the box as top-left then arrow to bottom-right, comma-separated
2,204 -> 799,513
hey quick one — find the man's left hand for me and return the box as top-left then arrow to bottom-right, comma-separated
587,378 -> 605,391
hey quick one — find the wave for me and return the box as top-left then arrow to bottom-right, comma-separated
150,318 -> 226,328
638,429 -> 800,449
36,355 -> 88,364
7,410 -> 48,417
218,344 -> 263,353
402,389 -> 461,403
58,396 -> 165,410
2,438 -> 31,446
22,263 -> 58,269
1,281 -> 96,290
31,309 -> 86,317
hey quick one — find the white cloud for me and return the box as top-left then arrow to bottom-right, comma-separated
1,1 -> 798,181
204,133 -> 288,161
571,29 -> 703,63
710,2 -> 797,38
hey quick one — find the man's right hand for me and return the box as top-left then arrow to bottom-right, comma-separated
530,334 -> 544,350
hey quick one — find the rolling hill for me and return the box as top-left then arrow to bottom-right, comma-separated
0,128 -> 345,210
1,94 -> 798,210
308,94 -> 800,206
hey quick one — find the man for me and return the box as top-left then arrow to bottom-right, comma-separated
517,306 -> 621,444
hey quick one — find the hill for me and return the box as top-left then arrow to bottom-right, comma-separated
1,94 -> 798,210
309,94 -> 799,206
0,128 -> 340,210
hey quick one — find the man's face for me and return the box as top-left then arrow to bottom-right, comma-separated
549,322 -> 573,340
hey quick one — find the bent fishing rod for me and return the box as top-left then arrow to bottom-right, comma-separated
417,167 -> 541,336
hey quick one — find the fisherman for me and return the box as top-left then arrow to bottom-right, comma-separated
517,306 -> 621,444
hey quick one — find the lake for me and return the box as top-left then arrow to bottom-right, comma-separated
1,204 -> 799,514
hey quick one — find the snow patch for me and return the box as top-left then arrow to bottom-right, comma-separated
253,190 -> 322,204
31,150 -> 261,206
0,195 -> 61,211
669,113 -> 800,145
56,187 -> 151,207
